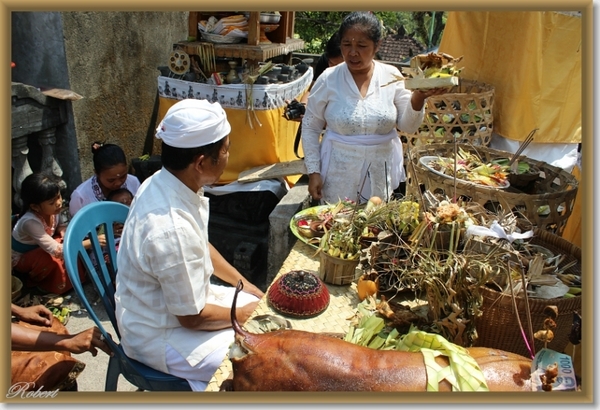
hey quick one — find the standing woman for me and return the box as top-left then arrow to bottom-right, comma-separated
301,11 -> 447,204
69,142 -> 140,217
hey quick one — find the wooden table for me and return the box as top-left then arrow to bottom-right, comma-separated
205,240 -> 361,392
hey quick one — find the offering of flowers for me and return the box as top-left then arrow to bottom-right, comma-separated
410,199 -> 476,253
317,197 -> 423,261
425,147 -> 510,188
293,200 -> 355,244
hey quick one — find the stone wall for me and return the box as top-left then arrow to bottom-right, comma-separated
11,11 -> 188,196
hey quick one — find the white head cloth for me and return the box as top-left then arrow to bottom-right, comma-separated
155,99 -> 231,148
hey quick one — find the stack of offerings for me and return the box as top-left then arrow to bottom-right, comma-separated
398,52 -> 495,149
402,52 -> 463,90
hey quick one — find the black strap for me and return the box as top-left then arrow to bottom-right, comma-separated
293,123 -> 303,159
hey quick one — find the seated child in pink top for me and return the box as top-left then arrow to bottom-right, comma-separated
12,173 -> 104,294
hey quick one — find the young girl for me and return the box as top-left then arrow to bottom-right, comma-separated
69,142 -> 140,217
12,173 -> 103,295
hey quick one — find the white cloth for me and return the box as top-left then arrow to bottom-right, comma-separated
489,133 -> 579,171
319,129 -> 403,203
164,289 -> 258,391
69,174 -> 140,217
203,178 -> 288,199
465,221 -> 534,243
114,168 -> 257,379
301,61 -> 424,203
156,99 -> 231,148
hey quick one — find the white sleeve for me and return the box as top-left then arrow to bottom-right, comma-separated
301,73 -> 329,175
68,190 -> 85,217
21,218 -> 62,258
126,174 -> 141,196
391,66 -> 425,133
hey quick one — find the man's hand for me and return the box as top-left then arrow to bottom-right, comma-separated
240,281 -> 264,300
63,327 -> 114,357
236,300 -> 260,324
12,304 -> 53,327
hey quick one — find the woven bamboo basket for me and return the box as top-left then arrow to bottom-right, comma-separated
406,144 -> 579,236
319,253 -> 360,285
399,80 -> 495,150
473,229 -> 581,358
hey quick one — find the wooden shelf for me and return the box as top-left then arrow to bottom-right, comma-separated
185,11 -> 303,63
174,38 -> 305,62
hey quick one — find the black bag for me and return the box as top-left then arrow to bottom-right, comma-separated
293,123 -> 303,159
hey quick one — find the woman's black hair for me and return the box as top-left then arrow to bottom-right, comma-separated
91,142 -> 128,174
19,173 -> 61,216
324,32 -> 342,59
339,11 -> 382,44
160,136 -> 227,171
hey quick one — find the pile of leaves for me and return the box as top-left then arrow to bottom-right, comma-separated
312,197 -> 423,261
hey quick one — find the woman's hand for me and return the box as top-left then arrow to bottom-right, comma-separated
410,88 -> 449,111
308,173 -> 323,201
12,304 -> 53,327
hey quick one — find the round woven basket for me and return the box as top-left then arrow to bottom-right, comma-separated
318,253 -> 360,286
473,229 -> 581,358
399,79 -> 495,150
406,144 -> 579,236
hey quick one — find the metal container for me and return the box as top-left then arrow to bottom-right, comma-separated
244,12 -> 281,24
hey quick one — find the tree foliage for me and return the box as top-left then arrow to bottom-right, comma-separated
294,11 -> 447,55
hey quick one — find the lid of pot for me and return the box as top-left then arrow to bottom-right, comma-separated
267,270 -> 330,318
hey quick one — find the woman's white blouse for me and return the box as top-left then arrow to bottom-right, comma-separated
301,61 -> 425,175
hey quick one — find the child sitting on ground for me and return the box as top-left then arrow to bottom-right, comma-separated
11,173 -> 105,295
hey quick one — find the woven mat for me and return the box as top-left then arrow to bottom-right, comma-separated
205,241 -> 360,392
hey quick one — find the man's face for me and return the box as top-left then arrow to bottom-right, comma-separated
207,136 -> 230,185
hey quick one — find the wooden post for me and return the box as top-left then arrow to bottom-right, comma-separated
247,12 -> 260,46
188,12 -> 200,40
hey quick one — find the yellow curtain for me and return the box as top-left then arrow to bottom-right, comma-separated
158,97 -> 302,185
439,11 -> 581,144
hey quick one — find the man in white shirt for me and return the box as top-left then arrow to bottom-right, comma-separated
115,99 -> 263,391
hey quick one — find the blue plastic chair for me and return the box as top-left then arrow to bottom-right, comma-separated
63,201 -> 191,391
